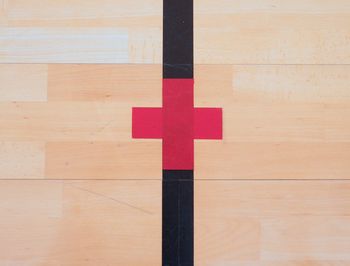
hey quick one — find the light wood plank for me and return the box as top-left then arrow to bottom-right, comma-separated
208,261 -> 350,266
129,28 -> 162,63
203,65 -> 350,141
195,181 -> 350,265
0,180 -> 63,265
196,65 -> 350,106
196,142 -> 350,179
196,0 -> 350,14
5,0 -> 161,27
46,141 -> 161,179
48,64 -> 161,105
195,14 -> 350,64
0,0 -> 7,26
0,27 -> 129,63
0,64 -> 47,101
195,65 -> 350,178
0,141 -> 45,179
222,102 -> 350,142
231,65 -> 350,104
262,217 -> 350,260
0,102 -> 130,141
0,180 -> 161,265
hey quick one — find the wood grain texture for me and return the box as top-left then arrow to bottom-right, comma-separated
0,27 -> 161,63
1,1 -> 350,63
221,102 -> 350,142
195,64 -> 350,179
194,1 -> 350,64
46,141 -> 161,179
0,141 -> 45,179
0,64 -> 47,101
212,262 -> 350,266
0,180 -> 161,265
0,102 -> 130,141
196,65 -> 350,105
5,0 -> 161,26
1,180 -> 349,264
195,14 -> 350,64
47,64 -> 161,104
0,27 -> 129,63
196,0 -> 350,14
0,0 -> 162,63
196,142 -> 350,179
195,181 -> 350,265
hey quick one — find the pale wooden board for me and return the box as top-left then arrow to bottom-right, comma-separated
47,64 -> 161,105
0,0 -> 162,63
0,27 -> 129,63
0,141 -> 45,178
196,0 -> 350,14
214,262 -> 350,266
0,180 -> 161,265
46,141 -> 161,179
0,102 -> 130,141
196,65 -> 350,106
196,142 -> 350,180
195,64 -> 350,179
195,14 -> 350,64
194,0 -> 350,64
5,0 -> 161,26
0,64 -> 47,101
221,102 -> 349,142
0,27 -> 161,63
195,181 -> 350,265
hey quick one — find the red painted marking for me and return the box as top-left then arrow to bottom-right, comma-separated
194,108 -> 222,139
132,79 -> 222,170
132,107 -> 162,138
163,79 -> 194,169
133,107 -> 222,140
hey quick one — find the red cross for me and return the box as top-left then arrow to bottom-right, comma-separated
132,79 -> 222,170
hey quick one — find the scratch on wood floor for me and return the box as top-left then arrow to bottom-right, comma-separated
66,183 -> 154,215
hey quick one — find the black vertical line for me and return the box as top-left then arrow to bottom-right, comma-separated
163,0 -> 194,264
163,0 -> 193,79
163,170 -> 194,266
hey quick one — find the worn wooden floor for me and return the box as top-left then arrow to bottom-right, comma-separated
1,1 -> 350,265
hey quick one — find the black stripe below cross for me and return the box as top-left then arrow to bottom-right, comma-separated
132,0 -> 223,265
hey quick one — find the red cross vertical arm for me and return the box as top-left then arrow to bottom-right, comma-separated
132,79 -> 222,170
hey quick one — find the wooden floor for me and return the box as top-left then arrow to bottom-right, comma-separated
1,1 -> 350,265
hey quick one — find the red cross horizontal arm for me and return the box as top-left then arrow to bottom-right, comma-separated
132,79 -> 222,170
